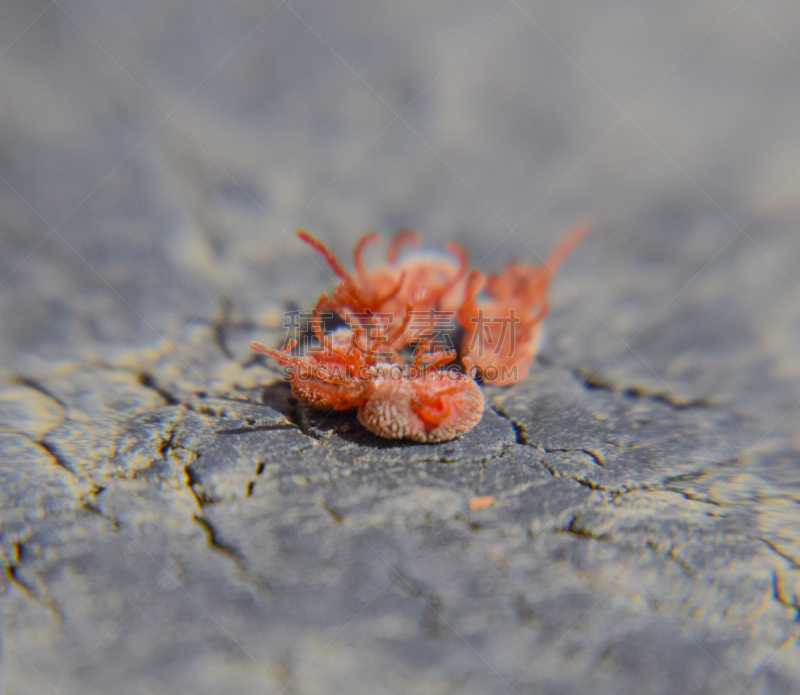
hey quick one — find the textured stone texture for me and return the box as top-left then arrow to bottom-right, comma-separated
2,1 -> 800,693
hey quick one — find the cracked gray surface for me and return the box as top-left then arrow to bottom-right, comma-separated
2,1 -> 800,693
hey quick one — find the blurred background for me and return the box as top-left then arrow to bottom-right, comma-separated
2,0 -> 800,446
2,1 -> 800,690
2,0 -> 800,413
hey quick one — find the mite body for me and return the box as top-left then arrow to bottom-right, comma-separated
459,220 -> 589,385
299,229 -> 468,337
357,364 -> 484,443
251,322 -> 485,443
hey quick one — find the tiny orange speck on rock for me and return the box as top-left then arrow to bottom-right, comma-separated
468,495 -> 494,510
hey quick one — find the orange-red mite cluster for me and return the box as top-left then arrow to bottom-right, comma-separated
250,222 -> 588,443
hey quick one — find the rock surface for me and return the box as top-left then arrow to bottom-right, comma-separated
2,1 -> 800,693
